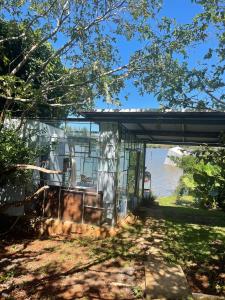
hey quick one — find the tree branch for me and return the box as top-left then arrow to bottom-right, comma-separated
0,164 -> 63,177
195,74 -> 225,107
47,102 -> 77,107
203,88 -> 225,107
26,0 -> 127,83
41,63 -> 129,93
0,32 -> 26,44
0,0 -> 58,45
10,1 -> 70,75
0,94 -> 31,103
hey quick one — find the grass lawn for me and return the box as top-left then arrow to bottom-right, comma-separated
157,195 -> 225,296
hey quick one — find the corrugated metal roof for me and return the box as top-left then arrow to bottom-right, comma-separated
80,110 -> 225,146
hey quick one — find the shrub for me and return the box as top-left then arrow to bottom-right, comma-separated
141,190 -> 156,207
174,143 -> 225,211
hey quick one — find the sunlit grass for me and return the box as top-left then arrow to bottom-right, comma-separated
158,195 -> 195,207
156,194 -> 225,295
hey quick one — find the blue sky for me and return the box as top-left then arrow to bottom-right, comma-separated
97,0 -> 203,110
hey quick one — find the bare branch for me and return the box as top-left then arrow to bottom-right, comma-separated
0,94 -> 31,103
0,164 -> 63,177
26,1 -> 127,83
47,102 -> 76,107
10,1 -> 70,75
195,74 -> 225,107
16,164 -> 63,174
44,69 -> 79,87
0,32 -> 26,44
41,63 -> 129,93
203,88 -> 225,107
0,0 -> 59,45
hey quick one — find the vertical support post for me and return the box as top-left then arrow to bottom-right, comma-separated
81,191 -> 85,224
113,122 -> 121,226
58,186 -> 61,219
98,122 -> 119,226
142,142 -> 146,200
135,150 -> 140,198
42,182 -> 46,217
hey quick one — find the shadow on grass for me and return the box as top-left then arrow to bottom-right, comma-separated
161,205 -> 225,227
152,205 -> 225,296
175,199 -> 197,208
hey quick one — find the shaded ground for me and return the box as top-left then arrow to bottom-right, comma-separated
0,220 -> 147,300
1,199 -> 225,299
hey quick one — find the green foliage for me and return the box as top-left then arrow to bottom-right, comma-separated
131,286 -> 143,298
0,0 -> 164,120
0,0 -> 223,116
0,125 -> 48,186
133,0 -> 225,110
0,269 -> 15,283
0,19 -> 79,119
175,145 -> 225,211
157,195 -> 225,295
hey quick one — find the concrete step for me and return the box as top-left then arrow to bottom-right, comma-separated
192,293 -> 225,300
145,258 -> 192,300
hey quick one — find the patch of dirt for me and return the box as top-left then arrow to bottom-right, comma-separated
0,221 -> 147,300
9,258 -> 144,300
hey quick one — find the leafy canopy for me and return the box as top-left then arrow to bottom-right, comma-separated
1,0 -> 224,118
0,0 -> 163,121
132,0 -> 225,110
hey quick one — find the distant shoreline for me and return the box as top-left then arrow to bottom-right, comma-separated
146,144 -> 171,149
147,144 -> 195,150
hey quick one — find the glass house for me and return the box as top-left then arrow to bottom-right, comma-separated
3,110 -> 225,226
30,117 -> 146,226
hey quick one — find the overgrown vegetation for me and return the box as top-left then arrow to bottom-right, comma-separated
172,143 -> 225,211
0,127 -> 48,187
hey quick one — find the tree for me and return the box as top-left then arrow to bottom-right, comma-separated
133,0 -> 225,110
0,0 -> 164,126
0,0 -> 224,196
0,19 -> 71,121
0,0 -> 166,201
1,0 -> 223,117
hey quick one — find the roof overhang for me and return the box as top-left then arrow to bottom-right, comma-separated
80,110 -> 225,146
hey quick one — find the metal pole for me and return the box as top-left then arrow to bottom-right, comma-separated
81,192 -> 85,224
113,122 -> 121,226
58,186 -> 61,219
42,181 -> 46,217
142,142 -> 146,200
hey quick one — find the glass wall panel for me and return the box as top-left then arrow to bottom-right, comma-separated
35,120 -> 100,191
117,126 -> 144,217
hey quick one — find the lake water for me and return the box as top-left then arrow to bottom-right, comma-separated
145,148 -> 183,197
